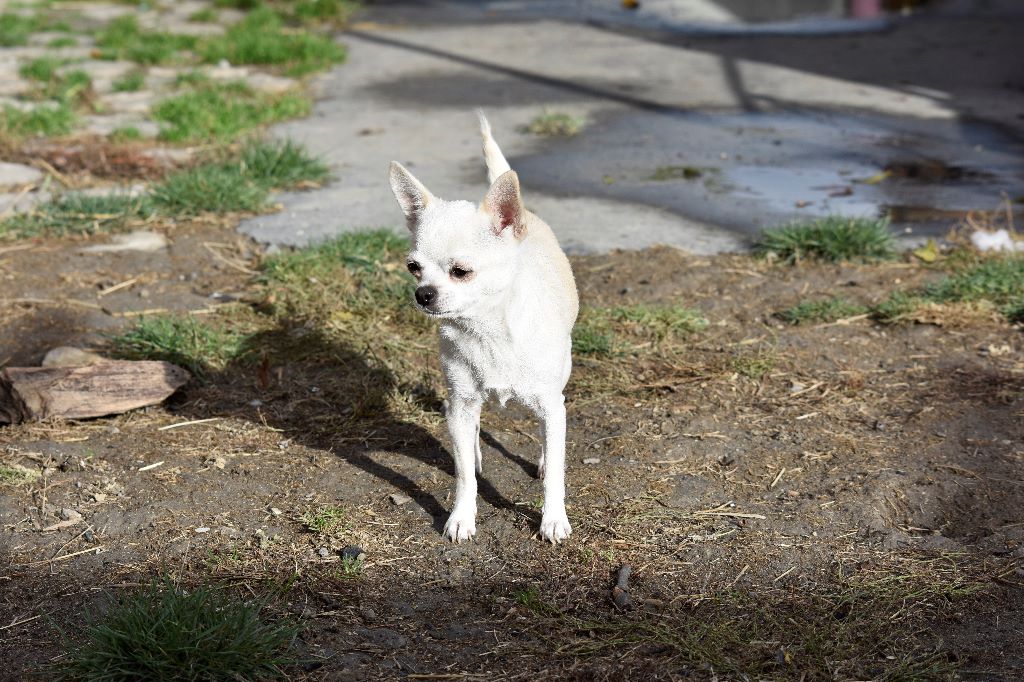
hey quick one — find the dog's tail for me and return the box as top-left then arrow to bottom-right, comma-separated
476,109 -> 511,185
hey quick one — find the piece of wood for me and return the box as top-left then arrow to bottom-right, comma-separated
0,361 -> 190,424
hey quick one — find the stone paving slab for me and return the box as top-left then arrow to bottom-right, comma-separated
239,5 -> 1024,254
0,162 -> 43,188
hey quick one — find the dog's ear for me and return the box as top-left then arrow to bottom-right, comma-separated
482,170 -> 526,239
389,161 -> 434,229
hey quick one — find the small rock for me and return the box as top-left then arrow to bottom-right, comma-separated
244,72 -> 298,94
341,545 -> 366,562
0,161 -> 42,187
42,346 -> 104,368
0,190 -> 45,214
83,530 -> 95,542
582,457 -> 600,465
249,399 -> 263,408
211,456 -> 227,470
359,607 -> 377,622
92,492 -> 108,503
195,527 -> 210,533
389,492 -> 412,505
318,547 -> 330,559
99,90 -> 156,115
80,230 -> 168,254
269,507 -> 282,516
60,508 -> 82,521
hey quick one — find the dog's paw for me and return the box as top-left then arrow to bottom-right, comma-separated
443,508 -> 477,542
538,512 -> 572,544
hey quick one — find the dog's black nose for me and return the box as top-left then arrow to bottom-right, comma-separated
415,285 -> 437,307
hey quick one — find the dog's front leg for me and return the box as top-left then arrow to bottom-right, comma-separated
443,394 -> 483,542
537,393 -> 572,543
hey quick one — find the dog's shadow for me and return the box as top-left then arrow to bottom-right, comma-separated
175,322 -> 536,534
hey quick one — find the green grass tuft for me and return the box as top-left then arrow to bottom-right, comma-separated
153,81 -> 311,143
758,217 -> 896,263
778,298 -> 868,325
200,7 -> 347,77
872,256 -> 1024,324
112,70 -> 145,93
572,321 -> 613,356
259,229 -> 414,319
60,579 -> 298,681
19,56 -> 61,82
47,35 -> 78,48
214,0 -> 262,8
0,13 -> 40,47
649,165 -> 705,181
612,304 -> 708,340
871,291 -> 922,324
109,315 -> 246,379
188,8 -> 219,23
526,110 -> 582,137
0,463 -> 39,486
292,0 -> 360,23
571,304 -> 706,356
19,58 -> 93,105
108,125 -> 143,142
151,164 -> 268,215
303,505 -> 347,534
238,138 -> 330,188
150,139 -> 326,215
262,230 -> 409,280
0,192 -> 152,239
925,256 -> 1024,308
732,353 -> 775,379
96,15 -> 198,65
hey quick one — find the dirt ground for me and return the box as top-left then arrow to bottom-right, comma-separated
1,221 -> 1022,680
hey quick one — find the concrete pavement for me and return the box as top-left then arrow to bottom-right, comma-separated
240,1 -> 1024,254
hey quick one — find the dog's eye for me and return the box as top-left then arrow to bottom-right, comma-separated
407,261 -> 421,275
450,266 -> 472,280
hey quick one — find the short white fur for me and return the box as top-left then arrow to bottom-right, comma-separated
388,111 -> 579,543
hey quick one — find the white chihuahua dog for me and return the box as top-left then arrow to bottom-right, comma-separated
388,112 -> 578,543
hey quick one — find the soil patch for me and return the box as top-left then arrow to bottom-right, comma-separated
1,229 -> 1022,679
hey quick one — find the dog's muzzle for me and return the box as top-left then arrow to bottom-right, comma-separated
415,285 -> 438,309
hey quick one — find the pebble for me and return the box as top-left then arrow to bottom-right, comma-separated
0,161 -> 42,187
60,508 -> 82,522
42,346 -> 104,368
341,545 -> 366,562
318,547 -> 330,559
80,230 -> 168,254
0,190 -> 44,214
99,90 -> 157,115
245,72 -> 299,94
389,492 -> 412,505
582,457 -> 600,464
269,507 -> 282,516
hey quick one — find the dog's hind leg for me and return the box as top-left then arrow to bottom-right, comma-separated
443,394 -> 483,542
535,392 -> 572,543
474,422 -> 482,475
476,110 -> 512,185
